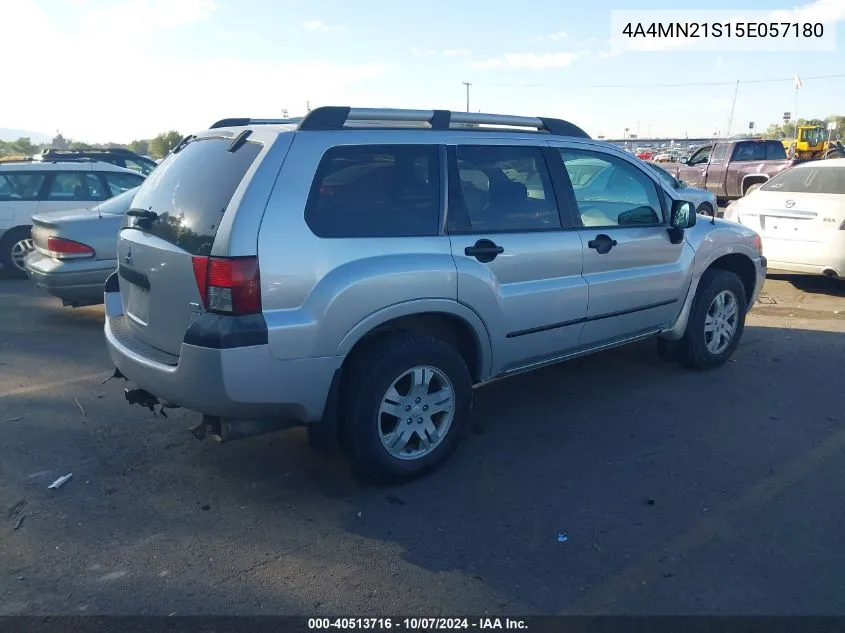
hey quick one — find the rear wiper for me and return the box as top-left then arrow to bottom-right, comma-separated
126,209 -> 158,220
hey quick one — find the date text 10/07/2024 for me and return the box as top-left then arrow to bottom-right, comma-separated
621,21 -> 824,39
308,618 -> 528,630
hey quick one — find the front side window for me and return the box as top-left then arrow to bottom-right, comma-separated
688,146 -> 712,165
0,173 -> 46,200
448,145 -> 560,233
561,149 -> 663,227
305,144 -> 440,238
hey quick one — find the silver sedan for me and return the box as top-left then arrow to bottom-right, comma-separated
645,161 -> 718,218
25,187 -> 137,307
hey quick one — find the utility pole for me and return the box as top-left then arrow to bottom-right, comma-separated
637,121 -> 640,139
462,82 -> 471,112
725,79 -> 740,138
306,100 -> 311,113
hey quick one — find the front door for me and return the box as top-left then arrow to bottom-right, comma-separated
553,145 -> 693,348
446,142 -> 587,375
677,145 -> 712,189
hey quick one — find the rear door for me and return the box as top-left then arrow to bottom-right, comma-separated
116,135 -> 265,356
703,143 -> 728,196
446,141 -> 587,374
551,144 -> 692,348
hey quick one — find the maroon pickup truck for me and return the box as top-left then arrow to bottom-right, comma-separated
664,139 -> 795,204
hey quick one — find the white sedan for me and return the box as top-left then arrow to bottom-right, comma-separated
723,159 -> 845,279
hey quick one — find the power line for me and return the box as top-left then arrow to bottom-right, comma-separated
473,72 -> 845,90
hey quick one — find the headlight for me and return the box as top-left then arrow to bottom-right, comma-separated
723,201 -> 739,222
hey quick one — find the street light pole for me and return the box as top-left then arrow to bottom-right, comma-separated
462,82 -> 471,112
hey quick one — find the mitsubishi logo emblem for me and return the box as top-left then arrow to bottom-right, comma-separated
125,248 -> 132,265
785,200 -> 795,208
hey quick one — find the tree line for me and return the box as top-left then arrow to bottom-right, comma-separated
762,114 -> 844,140
0,130 -> 183,160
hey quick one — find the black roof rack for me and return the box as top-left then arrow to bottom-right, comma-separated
208,107 -> 590,138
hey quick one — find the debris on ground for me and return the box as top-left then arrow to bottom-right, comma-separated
385,494 -> 406,506
14,516 -> 25,530
1,417 -> 23,424
7,499 -> 26,519
557,533 -> 569,543
75,398 -> 86,417
200,504 -> 211,511
646,499 -> 656,506
48,474 -> 73,490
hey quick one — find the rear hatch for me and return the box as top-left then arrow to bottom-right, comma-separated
116,134 -> 264,356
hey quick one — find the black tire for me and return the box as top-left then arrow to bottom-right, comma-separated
696,202 -> 714,218
825,149 -> 844,159
678,269 -> 748,369
339,333 -> 473,483
743,183 -> 763,196
0,226 -> 32,279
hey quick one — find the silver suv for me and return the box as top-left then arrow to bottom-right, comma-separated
104,107 -> 766,481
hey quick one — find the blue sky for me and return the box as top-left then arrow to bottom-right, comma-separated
3,0 -> 844,142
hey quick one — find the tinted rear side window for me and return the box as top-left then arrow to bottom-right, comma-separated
732,141 -> 787,161
305,144 -> 441,238
761,166 -> 845,194
130,138 -> 261,255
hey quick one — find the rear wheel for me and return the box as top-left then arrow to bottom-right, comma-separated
0,226 -> 33,278
339,333 -> 472,483
666,269 -> 748,369
696,202 -> 714,218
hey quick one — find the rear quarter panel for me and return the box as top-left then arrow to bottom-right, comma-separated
255,130 -> 483,366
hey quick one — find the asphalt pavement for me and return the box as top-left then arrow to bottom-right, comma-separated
1,270 -> 844,615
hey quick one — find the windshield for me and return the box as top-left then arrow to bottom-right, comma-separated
800,127 -> 826,146
98,186 -> 139,215
761,166 -> 845,195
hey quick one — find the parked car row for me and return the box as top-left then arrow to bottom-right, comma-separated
0,156 -> 146,276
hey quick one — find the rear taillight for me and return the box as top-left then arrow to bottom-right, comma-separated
191,255 -> 261,316
752,233 -> 763,253
46,236 -> 95,259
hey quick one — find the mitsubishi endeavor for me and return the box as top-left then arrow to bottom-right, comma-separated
104,106 -> 766,481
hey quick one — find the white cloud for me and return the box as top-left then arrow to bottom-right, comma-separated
471,51 -> 581,70
302,20 -> 345,33
769,0 -> 845,24
536,30 -> 568,41
411,47 -> 470,58
1,1 -> 389,141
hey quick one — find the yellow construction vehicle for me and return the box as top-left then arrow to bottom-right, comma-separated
781,125 -> 844,160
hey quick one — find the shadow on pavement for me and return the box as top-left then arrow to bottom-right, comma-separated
3,324 -> 845,615
767,272 -> 845,298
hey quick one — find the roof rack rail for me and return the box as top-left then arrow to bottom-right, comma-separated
208,108 -> 590,138
41,147 -> 134,156
209,117 -> 303,129
295,106 -> 590,138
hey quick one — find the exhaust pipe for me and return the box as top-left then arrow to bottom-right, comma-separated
190,415 -> 296,443
124,387 -> 159,409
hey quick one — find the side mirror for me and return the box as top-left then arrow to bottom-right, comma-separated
679,156 -> 689,164
670,200 -> 696,229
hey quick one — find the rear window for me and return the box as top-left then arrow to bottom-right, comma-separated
129,137 -> 261,255
731,141 -> 786,162
761,166 -> 845,195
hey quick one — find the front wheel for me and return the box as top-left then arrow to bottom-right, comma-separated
680,269 -> 748,369
340,333 -> 473,483
697,202 -> 714,219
